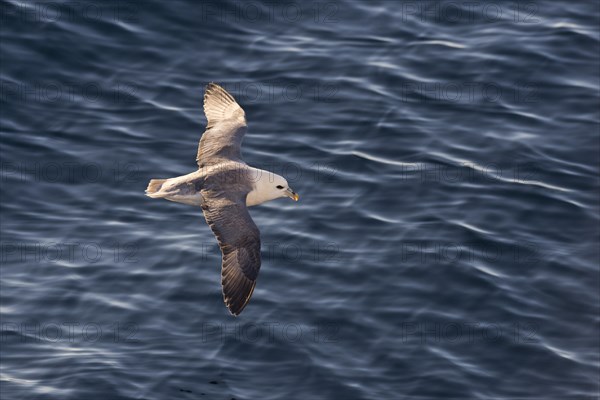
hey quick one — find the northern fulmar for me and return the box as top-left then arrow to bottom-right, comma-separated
145,83 -> 299,315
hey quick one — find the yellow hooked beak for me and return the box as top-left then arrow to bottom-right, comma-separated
285,188 -> 299,201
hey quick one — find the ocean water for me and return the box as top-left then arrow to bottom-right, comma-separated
1,1 -> 599,399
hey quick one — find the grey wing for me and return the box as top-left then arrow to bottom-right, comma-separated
200,192 -> 261,316
196,83 -> 248,167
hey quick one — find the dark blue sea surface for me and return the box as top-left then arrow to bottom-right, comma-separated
1,1 -> 599,399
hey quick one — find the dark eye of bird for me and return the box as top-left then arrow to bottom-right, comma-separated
276,185 -> 284,189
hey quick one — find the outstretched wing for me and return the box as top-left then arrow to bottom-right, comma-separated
200,191 -> 261,316
197,83 -> 247,167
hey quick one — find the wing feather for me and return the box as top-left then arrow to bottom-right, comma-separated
200,192 -> 261,316
197,83 -> 247,167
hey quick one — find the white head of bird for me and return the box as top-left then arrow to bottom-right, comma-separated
246,170 -> 299,207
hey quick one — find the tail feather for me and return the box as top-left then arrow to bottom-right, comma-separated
146,179 -> 167,197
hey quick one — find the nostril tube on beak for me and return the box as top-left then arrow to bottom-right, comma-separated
285,188 -> 299,201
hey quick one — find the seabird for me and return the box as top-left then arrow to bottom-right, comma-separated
145,83 -> 299,316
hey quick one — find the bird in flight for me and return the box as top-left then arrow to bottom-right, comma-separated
146,83 -> 299,315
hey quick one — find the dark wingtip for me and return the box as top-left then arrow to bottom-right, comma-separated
222,279 -> 256,317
